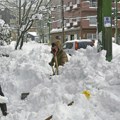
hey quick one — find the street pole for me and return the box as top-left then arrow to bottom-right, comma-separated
115,0 -> 118,44
97,0 -> 103,52
48,16 -> 51,44
103,0 -> 112,61
19,0 -> 21,25
61,0 -> 65,43
18,0 -> 21,36
97,0 -> 112,61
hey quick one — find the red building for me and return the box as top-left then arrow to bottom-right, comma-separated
50,0 -> 97,43
50,0 -> 120,43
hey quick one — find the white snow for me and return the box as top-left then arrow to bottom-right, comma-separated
0,19 -> 5,27
0,41 -> 120,120
0,96 -> 8,103
27,32 -> 38,37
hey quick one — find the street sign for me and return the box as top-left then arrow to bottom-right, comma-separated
104,17 -> 111,27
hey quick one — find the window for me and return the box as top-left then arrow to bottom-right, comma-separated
65,35 -> 71,41
78,41 -> 94,49
89,0 -> 97,2
77,0 -> 80,4
89,0 -> 97,7
72,0 -> 76,4
74,34 -> 79,39
57,22 -> 61,28
71,35 -> 74,40
89,17 -> 97,25
72,0 -> 80,4
74,34 -> 77,39
63,43 -> 73,49
87,33 -> 96,39
68,2 -> 72,6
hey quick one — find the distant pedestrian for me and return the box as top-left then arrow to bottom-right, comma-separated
0,86 -> 8,116
49,40 -> 68,75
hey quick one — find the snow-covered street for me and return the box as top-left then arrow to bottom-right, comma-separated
0,41 -> 120,120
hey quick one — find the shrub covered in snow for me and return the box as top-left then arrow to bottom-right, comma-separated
0,19 -> 11,46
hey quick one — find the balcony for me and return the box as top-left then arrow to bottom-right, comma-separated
72,4 -> 80,10
69,2 -> 73,7
81,19 -> 97,28
66,2 -> 73,11
66,6 -> 71,11
81,1 -> 97,11
73,21 -> 80,27
89,2 -> 97,7
66,22 -> 73,28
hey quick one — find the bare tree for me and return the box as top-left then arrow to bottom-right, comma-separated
15,0 -> 51,49
0,19 -> 11,45
0,0 -> 51,49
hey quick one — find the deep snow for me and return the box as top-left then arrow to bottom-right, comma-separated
0,41 -> 120,120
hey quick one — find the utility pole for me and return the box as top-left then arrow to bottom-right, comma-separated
48,5 -> 51,44
97,0 -> 103,52
48,14 -> 51,44
97,0 -> 112,61
19,0 -> 21,26
115,0 -> 118,44
61,0 -> 65,43
18,0 -> 21,36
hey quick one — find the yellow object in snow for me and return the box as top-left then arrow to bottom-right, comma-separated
82,90 -> 91,99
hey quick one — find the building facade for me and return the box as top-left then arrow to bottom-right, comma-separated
50,0 -> 120,43
50,0 -> 97,43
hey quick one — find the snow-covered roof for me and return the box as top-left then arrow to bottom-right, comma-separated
50,27 -> 80,34
27,32 -> 38,37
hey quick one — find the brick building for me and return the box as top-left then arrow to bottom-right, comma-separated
50,0 -> 97,43
50,0 -> 120,43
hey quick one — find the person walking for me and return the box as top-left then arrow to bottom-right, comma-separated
49,40 -> 68,75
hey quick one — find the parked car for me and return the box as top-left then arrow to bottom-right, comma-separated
63,39 -> 95,56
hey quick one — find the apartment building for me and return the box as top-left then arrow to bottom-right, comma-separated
50,0 -> 120,43
50,0 -> 97,43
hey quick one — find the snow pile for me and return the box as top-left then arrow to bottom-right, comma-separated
0,41 -> 120,120
0,96 -> 8,103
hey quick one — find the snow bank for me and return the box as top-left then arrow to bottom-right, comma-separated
0,41 -> 120,120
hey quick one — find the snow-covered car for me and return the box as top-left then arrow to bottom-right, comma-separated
63,39 -> 95,56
